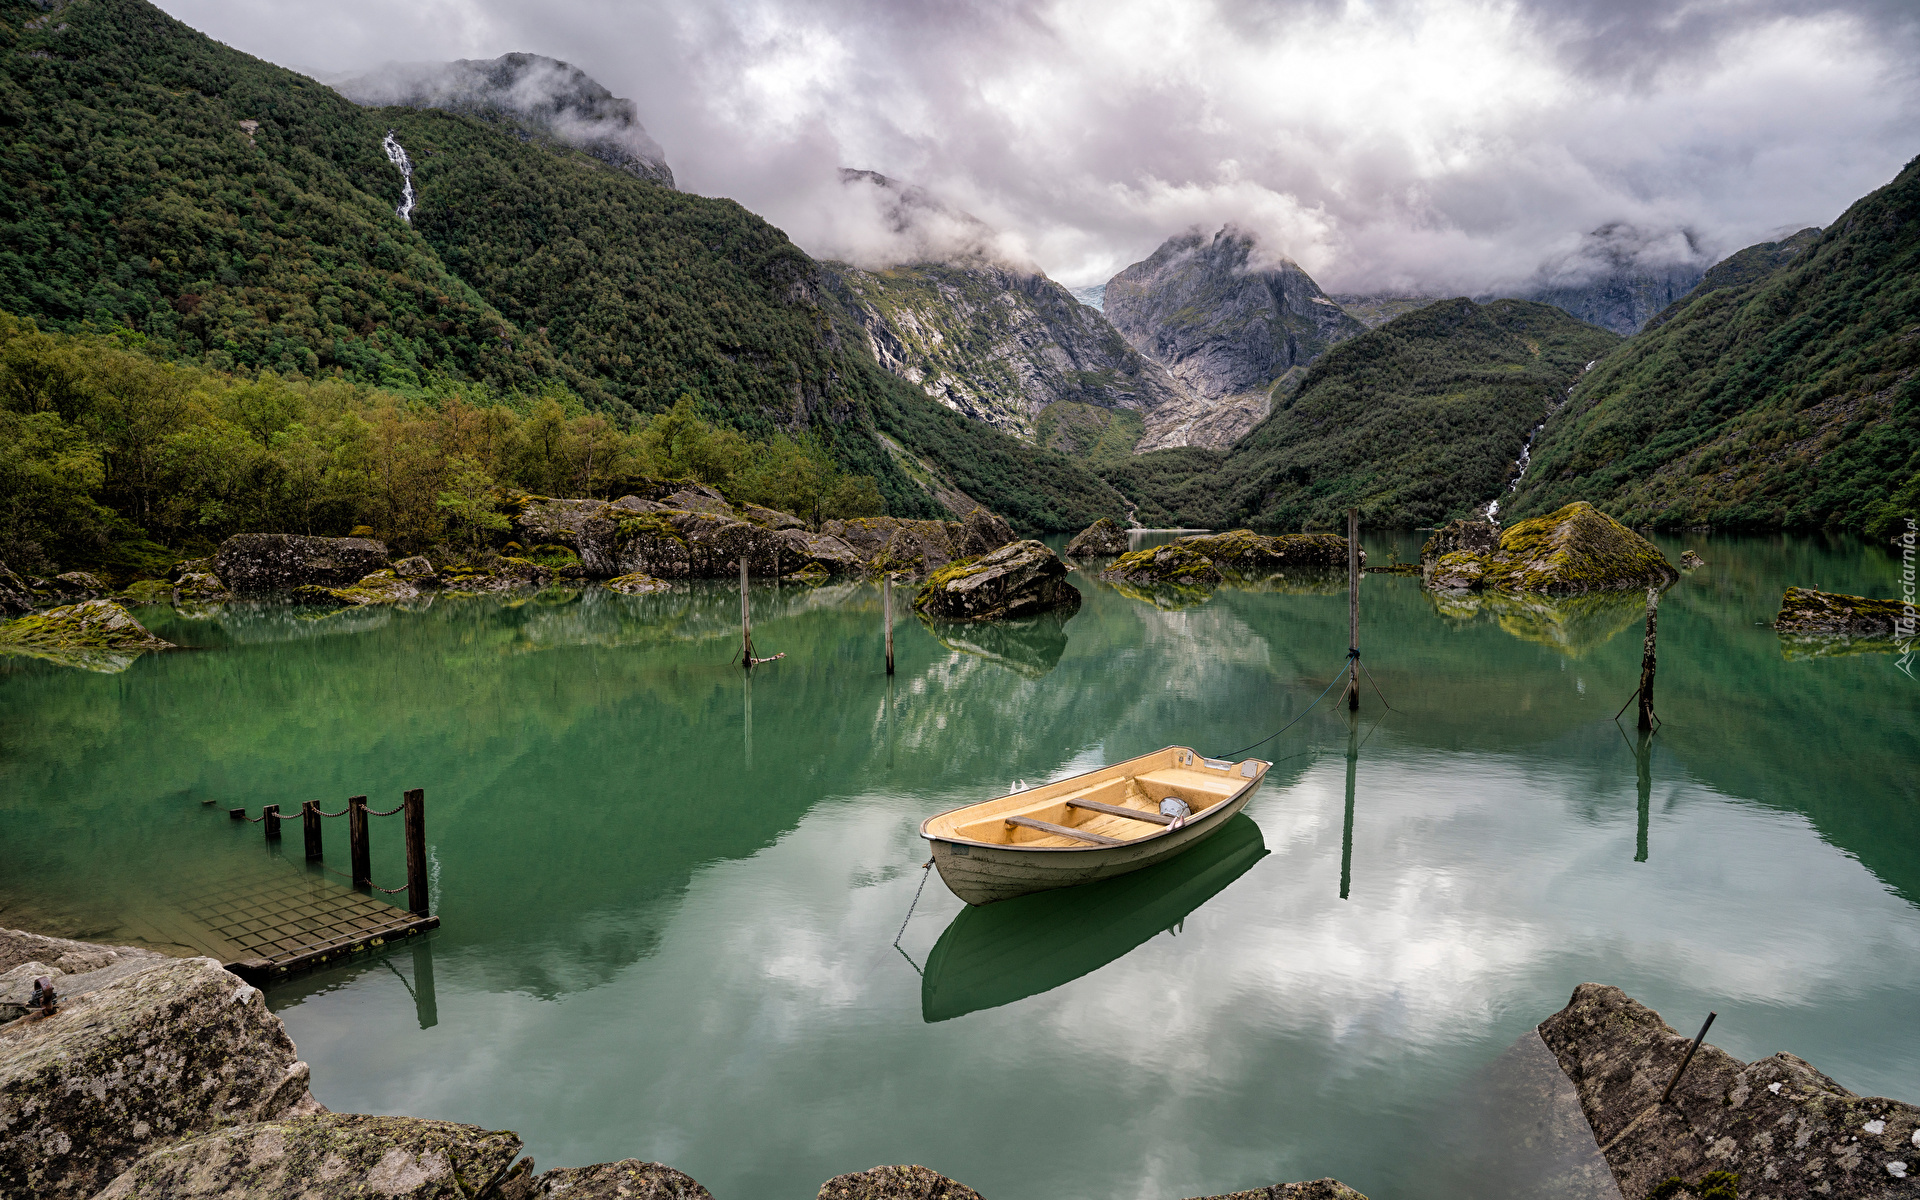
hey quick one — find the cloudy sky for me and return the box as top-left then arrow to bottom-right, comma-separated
158,0 -> 1919,292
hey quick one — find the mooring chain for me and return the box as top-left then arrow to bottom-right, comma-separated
892,858 -> 934,948
1213,652 -> 1351,760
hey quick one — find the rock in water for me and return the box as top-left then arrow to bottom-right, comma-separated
0,956 -> 322,1200
607,572 -> 671,595
1773,586 -> 1905,636
818,1164 -> 984,1200
1176,530 -> 1355,572
214,534 -> 391,592
1538,982 -> 1920,1200
96,1113 -> 522,1199
1065,517 -> 1131,557
530,1159 -> 713,1199
1679,550 -> 1705,570
914,541 -> 1080,621
0,599 -> 174,673
1182,1183 -> 1370,1200
1420,518 -> 1501,561
1422,502 -> 1675,594
1100,544 -> 1224,588
296,569 -> 422,607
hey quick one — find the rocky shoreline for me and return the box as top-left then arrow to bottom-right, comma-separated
6,925 -> 1917,1200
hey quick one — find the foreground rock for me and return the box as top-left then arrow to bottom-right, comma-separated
819,1165 -> 985,1200
1539,982 -> 1919,1200
527,1159 -> 713,1199
0,927 -> 162,975
97,1113 -> 520,1199
1065,517 -> 1131,557
0,599 -> 174,672
1184,1182 -> 1369,1200
1177,530 -> 1356,572
1101,543 -> 1224,589
1773,586 -> 1906,636
1424,502 -> 1676,594
915,541 -> 1080,621
214,534 -> 391,592
0,955 -> 321,1200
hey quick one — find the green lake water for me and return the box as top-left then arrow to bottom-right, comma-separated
2,532 -> 1916,1200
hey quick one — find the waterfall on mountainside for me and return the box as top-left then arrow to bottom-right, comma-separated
383,131 -> 416,223
1485,359 -> 1598,520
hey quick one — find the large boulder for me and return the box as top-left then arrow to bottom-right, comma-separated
1101,543 -> 1224,588
825,517 -> 965,577
818,1164 -> 983,1200
1539,982 -> 1920,1200
0,599 -> 174,673
914,541 -> 1081,621
957,508 -> 1016,558
0,561 -> 33,615
1177,530 -> 1356,572
214,534 -> 391,593
1420,518 -> 1501,561
778,528 -> 866,576
1422,502 -> 1676,594
0,927 -> 163,976
1773,586 -> 1905,636
95,1113 -> 522,1199
0,955 -> 322,1200
1065,517 -> 1131,557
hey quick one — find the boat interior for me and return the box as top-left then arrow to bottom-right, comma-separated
924,749 -> 1262,849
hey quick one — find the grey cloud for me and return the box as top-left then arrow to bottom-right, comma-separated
158,0 -> 1920,296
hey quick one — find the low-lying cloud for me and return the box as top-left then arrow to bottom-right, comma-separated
159,0 -> 1920,293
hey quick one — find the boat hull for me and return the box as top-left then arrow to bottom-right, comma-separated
928,782 -> 1261,905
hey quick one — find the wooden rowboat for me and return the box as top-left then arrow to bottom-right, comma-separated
920,746 -> 1272,905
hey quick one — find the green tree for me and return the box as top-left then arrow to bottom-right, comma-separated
435,456 -> 508,551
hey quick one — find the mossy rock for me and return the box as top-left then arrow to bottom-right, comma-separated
294,569 -> 421,608
1101,543 -> 1224,587
1773,586 -> 1904,636
607,572 -> 672,595
1065,517 -> 1130,557
1177,530 -> 1353,571
1424,502 -> 1675,595
913,540 -> 1079,621
0,600 -> 174,673
116,579 -> 173,605
782,563 -> 831,585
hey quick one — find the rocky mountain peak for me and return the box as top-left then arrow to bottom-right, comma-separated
330,53 -> 674,188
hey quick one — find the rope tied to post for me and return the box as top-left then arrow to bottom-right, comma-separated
1212,652 -> 1351,760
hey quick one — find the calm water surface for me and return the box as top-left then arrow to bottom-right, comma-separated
2,532 -> 1916,1200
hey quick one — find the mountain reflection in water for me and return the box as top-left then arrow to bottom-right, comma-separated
920,814 -> 1269,1022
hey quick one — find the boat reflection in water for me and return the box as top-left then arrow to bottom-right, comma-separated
920,813 -> 1268,1022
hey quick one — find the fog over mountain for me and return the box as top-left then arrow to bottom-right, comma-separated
158,0 -> 1920,296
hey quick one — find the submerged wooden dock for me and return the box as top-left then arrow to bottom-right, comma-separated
166,860 -> 438,986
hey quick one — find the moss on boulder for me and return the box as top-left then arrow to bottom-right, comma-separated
1420,518 -> 1501,561
1102,543 -> 1225,588
96,1113 -> 521,1200
295,569 -> 422,608
914,540 -> 1080,621
818,1164 -> 983,1200
1423,503 -> 1676,595
1176,530 -> 1355,572
1773,586 -> 1906,636
1065,517 -> 1131,557
1183,1182 -> 1371,1200
607,572 -> 672,595
0,599 -> 174,673
528,1159 -> 713,1199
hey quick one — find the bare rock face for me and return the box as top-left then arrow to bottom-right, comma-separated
1183,1182 -> 1370,1200
1539,982 -> 1920,1200
1420,518 -> 1502,561
1773,586 -> 1905,636
96,1113 -> 522,1199
214,534 -> 391,593
818,1164 -> 984,1200
914,541 -> 1080,621
0,561 -> 35,615
959,508 -> 1017,558
0,956 -> 322,1200
0,927 -> 163,975
1177,530 -> 1355,572
779,529 -> 866,576
1101,544 -> 1224,588
531,1158 -> 713,1198
826,517 -> 966,577
1421,503 -> 1676,595
1066,517 -> 1131,557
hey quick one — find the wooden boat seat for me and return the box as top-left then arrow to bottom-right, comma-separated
1066,799 -> 1174,826
1004,815 -> 1127,846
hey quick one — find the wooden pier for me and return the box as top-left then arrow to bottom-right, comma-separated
169,861 -> 438,986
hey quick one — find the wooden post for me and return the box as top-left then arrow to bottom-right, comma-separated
884,575 -> 895,675
1637,587 -> 1659,731
303,801 -> 323,861
403,788 -> 429,917
740,558 -> 753,669
262,803 -> 280,841
1347,507 -> 1360,711
1635,730 -> 1652,863
348,795 -> 371,889
1340,712 -> 1357,900
229,807 -> 245,820
1660,1011 -> 1717,1103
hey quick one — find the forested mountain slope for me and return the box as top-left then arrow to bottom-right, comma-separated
1509,156 -> 1920,537
0,0 -> 1127,535
1100,299 -> 1620,530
